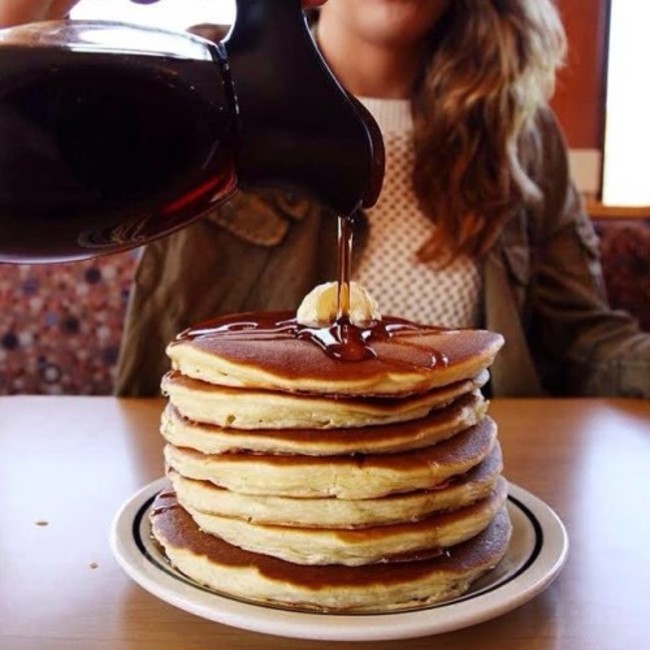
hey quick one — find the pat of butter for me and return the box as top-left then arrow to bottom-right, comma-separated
296,282 -> 381,326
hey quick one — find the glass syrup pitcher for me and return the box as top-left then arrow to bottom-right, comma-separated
0,0 -> 384,263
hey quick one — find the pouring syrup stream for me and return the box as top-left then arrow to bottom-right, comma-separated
175,212 -> 448,369
336,215 -> 353,322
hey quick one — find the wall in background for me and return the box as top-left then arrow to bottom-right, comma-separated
552,0 -> 609,149
551,0 -> 610,195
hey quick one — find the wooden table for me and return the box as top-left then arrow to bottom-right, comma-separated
1,396 -> 649,650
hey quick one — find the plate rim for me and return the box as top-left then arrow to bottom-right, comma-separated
110,478 -> 569,641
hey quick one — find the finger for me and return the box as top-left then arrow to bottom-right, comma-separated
0,0 -> 51,25
50,0 -> 79,17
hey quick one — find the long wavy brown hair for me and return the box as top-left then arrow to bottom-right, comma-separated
412,0 -> 567,264
311,1 -> 566,264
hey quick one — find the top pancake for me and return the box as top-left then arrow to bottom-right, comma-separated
167,312 -> 504,397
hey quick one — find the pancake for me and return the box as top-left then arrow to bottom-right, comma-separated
161,369 -> 489,430
151,287 -> 511,613
150,491 -> 513,613
168,443 -> 503,528
164,417 -> 497,499
184,477 -> 507,566
161,390 -> 487,456
166,311 -> 504,397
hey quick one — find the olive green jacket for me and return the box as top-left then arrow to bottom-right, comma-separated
115,110 -> 650,398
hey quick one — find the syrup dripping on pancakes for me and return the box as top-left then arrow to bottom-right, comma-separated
175,215 -> 449,369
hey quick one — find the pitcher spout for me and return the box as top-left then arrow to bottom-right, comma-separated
224,0 -> 384,216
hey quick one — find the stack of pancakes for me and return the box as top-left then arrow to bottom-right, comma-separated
151,310 -> 511,612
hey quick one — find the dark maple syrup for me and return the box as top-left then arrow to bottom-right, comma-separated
174,209 -> 449,368
336,214 -> 353,321
0,45 -> 237,262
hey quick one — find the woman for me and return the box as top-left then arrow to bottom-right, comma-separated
4,0 -> 650,397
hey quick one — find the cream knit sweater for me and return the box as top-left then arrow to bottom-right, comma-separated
355,97 -> 482,327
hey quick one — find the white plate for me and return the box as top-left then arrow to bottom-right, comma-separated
110,479 -> 568,641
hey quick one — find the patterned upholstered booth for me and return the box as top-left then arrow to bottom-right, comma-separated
0,250 -> 139,394
595,218 -> 650,332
